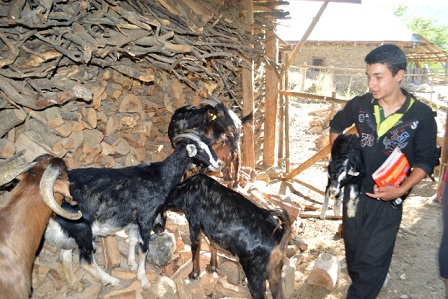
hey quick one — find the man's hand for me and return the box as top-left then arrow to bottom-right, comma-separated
365,184 -> 408,201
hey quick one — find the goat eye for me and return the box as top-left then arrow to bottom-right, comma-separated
210,113 -> 217,120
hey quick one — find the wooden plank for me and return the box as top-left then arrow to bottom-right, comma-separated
278,66 -> 284,165
101,236 -> 121,270
263,27 -> 278,166
263,193 -> 302,220
300,211 -> 342,220
292,178 -> 325,196
284,58 -> 291,173
436,112 -> 448,201
278,90 -> 348,104
284,126 -> 356,180
284,143 -> 331,180
0,108 -> 27,138
284,1 -> 329,71
242,0 -> 255,169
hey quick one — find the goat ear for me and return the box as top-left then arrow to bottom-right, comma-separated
186,144 -> 197,157
348,168 -> 360,176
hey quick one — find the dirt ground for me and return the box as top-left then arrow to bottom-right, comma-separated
29,88 -> 448,298
286,176 -> 444,299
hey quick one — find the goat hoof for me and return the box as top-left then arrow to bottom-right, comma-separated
188,271 -> 199,280
128,262 -> 138,272
140,278 -> 151,289
206,264 -> 217,273
107,277 -> 121,287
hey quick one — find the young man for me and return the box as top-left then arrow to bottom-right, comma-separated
329,44 -> 439,298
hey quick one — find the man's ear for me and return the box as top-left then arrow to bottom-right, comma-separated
396,69 -> 406,82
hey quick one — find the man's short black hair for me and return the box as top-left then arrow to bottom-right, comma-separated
364,44 -> 407,76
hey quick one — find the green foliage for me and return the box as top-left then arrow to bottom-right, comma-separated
408,17 -> 448,50
393,4 -> 408,19
394,5 -> 448,51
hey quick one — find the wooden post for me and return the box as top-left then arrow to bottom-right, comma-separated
436,111 -> 448,201
278,64 -> 285,165
285,59 -> 290,173
330,91 -> 336,121
301,64 -> 307,92
263,26 -> 279,166
242,0 -> 255,168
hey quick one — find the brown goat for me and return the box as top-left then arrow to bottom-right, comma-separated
0,154 -> 81,299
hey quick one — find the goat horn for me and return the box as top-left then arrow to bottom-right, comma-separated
40,165 -> 82,220
0,151 -> 36,186
196,98 -> 221,107
173,131 -> 202,144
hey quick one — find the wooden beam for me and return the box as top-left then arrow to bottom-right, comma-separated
278,90 -> 348,104
278,56 -> 285,165
292,178 -> 325,196
242,0 -> 255,169
284,143 -> 331,181
284,1 -> 329,71
300,211 -> 342,220
284,126 -> 356,180
263,27 -> 279,166
284,57 -> 291,173
436,111 -> 448,202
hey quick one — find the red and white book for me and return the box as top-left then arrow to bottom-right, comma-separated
372,147 -> 410,188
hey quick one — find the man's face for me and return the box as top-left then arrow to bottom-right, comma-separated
366,63 -> 404,100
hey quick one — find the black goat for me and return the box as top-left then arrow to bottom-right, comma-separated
168,99 -> 252,188
321,134 -> 365,219
168,100 -> 231,148
43,132 -> 222,289
163,174 -> 291,299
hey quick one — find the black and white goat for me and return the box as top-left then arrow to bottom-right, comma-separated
0,154 -> 81,299
321,134 -> 365,219
163,174 -> 291,299
168,100 -> 232,148
168,98 -> 252,188
43,132 -> 222,289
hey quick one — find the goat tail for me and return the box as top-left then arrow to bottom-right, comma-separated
271,207 -> 291,252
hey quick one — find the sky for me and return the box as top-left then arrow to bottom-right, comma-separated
276,0 -> 448,42
346,0 -> 448,26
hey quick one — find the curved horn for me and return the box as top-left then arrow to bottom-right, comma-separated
0,151 -> 36,186
196,98 -> 221,107
40,165 -> 82,220
172,130 -> 202,144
